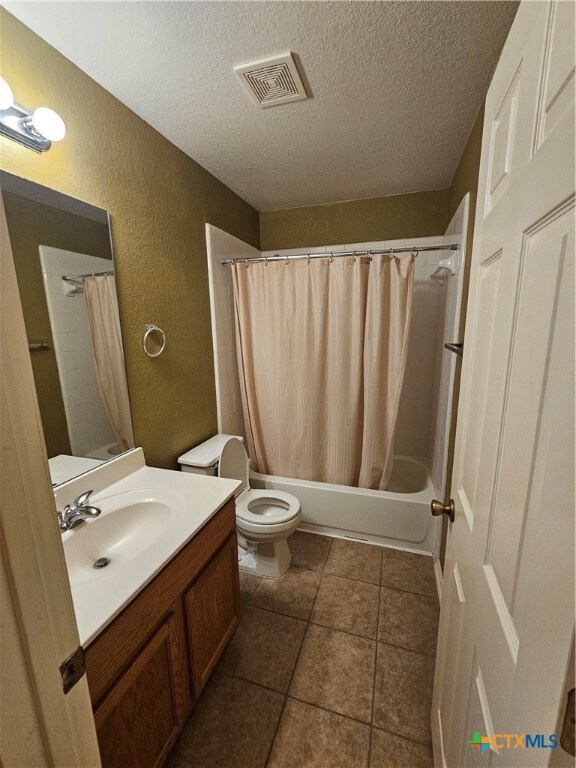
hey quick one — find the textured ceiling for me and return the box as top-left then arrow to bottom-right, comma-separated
4,1 -> 517,211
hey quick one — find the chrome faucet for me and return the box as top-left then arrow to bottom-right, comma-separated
58,490 -> 101,532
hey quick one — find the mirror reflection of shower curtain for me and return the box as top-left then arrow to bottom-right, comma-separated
83,275 -> 135,452
232,254 -> 414,490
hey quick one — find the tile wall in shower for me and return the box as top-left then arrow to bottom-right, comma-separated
39,245 -> 115,457
206,224 -> 258,438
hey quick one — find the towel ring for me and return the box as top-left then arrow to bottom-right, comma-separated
143,324 -> 166,358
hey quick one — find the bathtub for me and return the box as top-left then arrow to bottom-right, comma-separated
250,455 -> 440,555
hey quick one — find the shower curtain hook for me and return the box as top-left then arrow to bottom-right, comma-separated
411,247 -> 418,259
330,252 -> 334,263
285,254 -> 289,265
307,253 -> 311,265
264,255 -> 269,267
353,250 -> 357,263
245,258 -> 250,268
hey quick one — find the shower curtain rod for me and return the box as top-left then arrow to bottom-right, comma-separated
220,243 -> 459,265
62,270 -> 114,283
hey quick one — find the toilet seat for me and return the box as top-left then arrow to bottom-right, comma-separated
236,488 -> 301,526
218,438 -> 301,534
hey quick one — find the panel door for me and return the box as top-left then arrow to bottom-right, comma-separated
432,2 -> 575,766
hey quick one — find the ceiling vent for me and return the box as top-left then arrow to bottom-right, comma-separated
234,53 -> 308,108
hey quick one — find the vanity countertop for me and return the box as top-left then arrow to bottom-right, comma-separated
59,457 -> 240,646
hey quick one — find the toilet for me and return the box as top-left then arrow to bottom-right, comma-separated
178,435 -> 301,577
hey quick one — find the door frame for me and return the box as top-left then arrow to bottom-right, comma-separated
0,192 -> 101,767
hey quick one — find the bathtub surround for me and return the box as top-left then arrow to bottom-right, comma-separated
428,196 -> 469,498
39,246 -> 117,458
0,10 -> 259,469
205,225 -> 258,438
232,254 -> 414,490
260,189 -> 450,251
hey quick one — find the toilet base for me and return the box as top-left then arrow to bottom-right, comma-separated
238,537 -> 292,578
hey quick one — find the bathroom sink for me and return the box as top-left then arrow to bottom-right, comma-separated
63,488 -> 184,586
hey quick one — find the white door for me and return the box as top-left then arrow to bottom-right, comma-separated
432,2 -> 575,767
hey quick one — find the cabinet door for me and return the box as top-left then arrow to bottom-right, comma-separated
185,533 -> 240,696
94,616 -> 181,768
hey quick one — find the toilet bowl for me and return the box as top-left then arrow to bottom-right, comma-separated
218,438 -> 301,578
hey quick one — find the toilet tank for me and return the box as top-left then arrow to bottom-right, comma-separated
178,434 -> 244,476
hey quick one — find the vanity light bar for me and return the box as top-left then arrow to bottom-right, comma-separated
0,76 -> 66,153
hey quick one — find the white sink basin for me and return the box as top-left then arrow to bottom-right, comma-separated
63,488 -> 184,586
55,454 -> 241,646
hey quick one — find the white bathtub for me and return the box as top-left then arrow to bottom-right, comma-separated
250,455 -> 440,555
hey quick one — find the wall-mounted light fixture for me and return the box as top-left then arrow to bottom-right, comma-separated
0,76 -> 66,153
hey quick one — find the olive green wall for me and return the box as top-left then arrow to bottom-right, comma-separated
260,189 -> 450,250
3,191 -> 112,459
0,10 -> 259,469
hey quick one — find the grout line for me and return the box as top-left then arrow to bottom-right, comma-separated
262,540 -> 333,767
286,694 -> 372,728
376,637 -> 437,660
368,576 -> 383,766
370,723 -> 434,750
380,582 -> 440,601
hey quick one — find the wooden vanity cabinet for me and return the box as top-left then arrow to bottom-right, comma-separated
85,498 -> 239,768
185,532 -> 239,694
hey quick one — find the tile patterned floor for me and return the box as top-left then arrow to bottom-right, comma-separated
166,531 -> 439,768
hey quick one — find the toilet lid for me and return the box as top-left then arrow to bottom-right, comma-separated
218,437 -> 249,495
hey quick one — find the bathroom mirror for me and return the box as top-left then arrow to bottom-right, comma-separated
1,171 -> 134,486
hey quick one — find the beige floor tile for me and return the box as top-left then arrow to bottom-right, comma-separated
289,530 -> 332,571
251,566 -> 321,620
165,672 -> 283,768
311,574 -> 380,638
289,624 -> 375,723
378,588 -> 439,656
219,606 -> 306,692
239,569 -> 262,613
380,550 -> 437,597
369,728 -> 433,768
268,698 -> 370,768
373,644 -> 434,745
324,539 -> 383,585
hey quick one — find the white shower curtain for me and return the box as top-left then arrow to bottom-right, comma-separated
84,275 -> 135,452
232,254 -> 414,490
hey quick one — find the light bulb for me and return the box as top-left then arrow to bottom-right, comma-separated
0,77 -> 13,110
31,107 -> 65,141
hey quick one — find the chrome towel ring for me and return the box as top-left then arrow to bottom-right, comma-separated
143,324 -> 166,358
